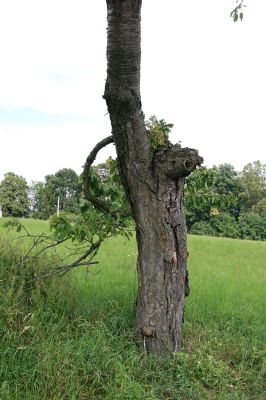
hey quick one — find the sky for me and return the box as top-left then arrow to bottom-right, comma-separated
0,0 -> 265,184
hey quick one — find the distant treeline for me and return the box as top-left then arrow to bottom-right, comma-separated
0,160 -> 265,241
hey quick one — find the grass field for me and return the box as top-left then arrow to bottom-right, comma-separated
0,218 -> 265,399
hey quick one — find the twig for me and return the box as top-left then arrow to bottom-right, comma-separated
25,240 -> 102,282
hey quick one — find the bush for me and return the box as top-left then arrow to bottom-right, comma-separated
238,212 -> 266,240
189,212 -> 266,241
210,213 -> 239,239
190,221 -> 215,236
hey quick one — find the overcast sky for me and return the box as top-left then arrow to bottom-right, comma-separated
0,0 -> 265,183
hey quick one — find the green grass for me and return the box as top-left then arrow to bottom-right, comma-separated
0,218 -> 265,399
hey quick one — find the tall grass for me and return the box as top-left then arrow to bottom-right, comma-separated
0,218 -> 265,399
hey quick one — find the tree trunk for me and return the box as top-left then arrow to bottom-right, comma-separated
104,0 -> 203,356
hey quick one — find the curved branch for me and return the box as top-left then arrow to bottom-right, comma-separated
83,136 -> 115,213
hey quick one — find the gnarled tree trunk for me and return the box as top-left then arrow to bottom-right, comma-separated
103,0 -> 203,356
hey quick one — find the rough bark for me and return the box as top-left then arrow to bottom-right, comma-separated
104,0 -> 203,356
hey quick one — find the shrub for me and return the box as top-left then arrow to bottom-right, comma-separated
238,212 -> 266,240
190,221 -> 215,236
210,213 -> 239,239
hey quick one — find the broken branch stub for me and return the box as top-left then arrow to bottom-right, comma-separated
154,145 -> 204,179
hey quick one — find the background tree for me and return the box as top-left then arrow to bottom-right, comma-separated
186,161 -> 266,240
238,161 -> 266,212
30,181 -> 51,220
253,197 -> 266,217
52,168 -> 81,213
212,164 -> 242,219
31,168 -> 81,219
185,167 -> 219,229
0,172 -> 30,217
238,212 -> 266,240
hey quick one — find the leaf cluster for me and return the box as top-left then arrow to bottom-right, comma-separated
185,167 -> 234,211
145,115 -> 174,151
187,161 -> 266,240
230,0 -> 246,22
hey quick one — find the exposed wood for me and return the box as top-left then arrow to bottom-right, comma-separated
154,146 -> 203,179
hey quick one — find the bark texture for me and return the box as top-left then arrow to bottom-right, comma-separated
104,0 -> 203,355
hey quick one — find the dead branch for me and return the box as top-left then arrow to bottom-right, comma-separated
25,240 -> 102,282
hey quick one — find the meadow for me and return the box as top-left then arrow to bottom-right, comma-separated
0,218 -> 265,400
